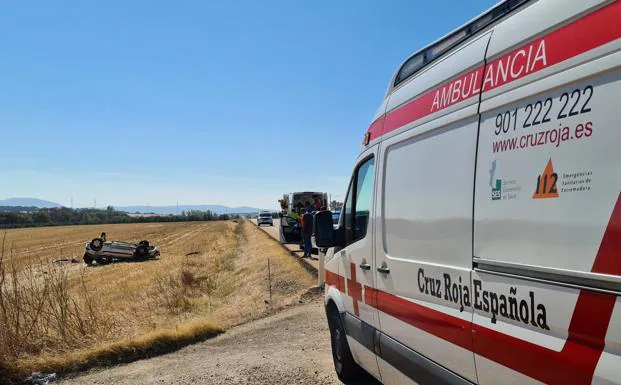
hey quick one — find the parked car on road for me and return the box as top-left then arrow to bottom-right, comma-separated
84,237 -> 160,265
331,210 -> 340,226
257,211 -> 274,226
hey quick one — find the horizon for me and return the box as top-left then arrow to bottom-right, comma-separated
1,0 -> 498,209
0,196 -> 269,210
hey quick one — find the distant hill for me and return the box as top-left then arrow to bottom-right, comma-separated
0,206 -> 41,213
0,197 -> 62,208
0,198 -> 262,215
116,205 -> 262,215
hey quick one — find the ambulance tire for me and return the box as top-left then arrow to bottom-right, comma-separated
328,308 -> 364,381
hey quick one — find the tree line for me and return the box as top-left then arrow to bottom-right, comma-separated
0,206 -> 240,229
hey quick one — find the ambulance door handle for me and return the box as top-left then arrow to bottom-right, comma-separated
359,262 -> 371,271
377,263 -> 390,274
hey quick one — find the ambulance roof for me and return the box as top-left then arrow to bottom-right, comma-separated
390,0 -> 531,93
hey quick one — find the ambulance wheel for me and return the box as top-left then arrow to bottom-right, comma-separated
328,308 -> 363,381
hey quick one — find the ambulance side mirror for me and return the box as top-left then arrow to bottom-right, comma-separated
314,210 -> 338,248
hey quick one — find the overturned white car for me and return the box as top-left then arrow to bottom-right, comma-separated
83,237 -> 160,265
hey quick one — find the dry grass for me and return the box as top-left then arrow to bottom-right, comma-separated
208,220 -> 316,326
16,319 -> 224,375
0,220 -> 315,380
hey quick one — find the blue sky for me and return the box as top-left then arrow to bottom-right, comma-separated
0,0 -> 497,209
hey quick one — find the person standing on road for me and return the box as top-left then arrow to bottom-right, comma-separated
287,208 -> 300,224
301,207 -> 314,258
314,197 -> 322,211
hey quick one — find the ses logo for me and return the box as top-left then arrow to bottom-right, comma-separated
489,160 -> 520,201
490,160 -> 502,200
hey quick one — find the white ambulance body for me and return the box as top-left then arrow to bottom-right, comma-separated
278,191 -> 328,244
316,0 -> 621,384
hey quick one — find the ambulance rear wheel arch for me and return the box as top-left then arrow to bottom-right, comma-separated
325,299 -> 339,320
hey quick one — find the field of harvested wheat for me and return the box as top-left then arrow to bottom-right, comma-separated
0,220 -> 315,380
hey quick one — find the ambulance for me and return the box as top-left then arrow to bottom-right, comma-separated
314,0 -> 621,383
278,191 -> 328,244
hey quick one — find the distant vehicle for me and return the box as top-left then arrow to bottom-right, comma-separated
257,211 -> 274,226
83,237 -> 160,265
278,191 -> 328,244
331,210 -> 341,226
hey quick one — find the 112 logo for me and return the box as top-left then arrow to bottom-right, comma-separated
533,159 -> 559,199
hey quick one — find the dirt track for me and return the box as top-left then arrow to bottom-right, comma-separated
59,299 -> 380,385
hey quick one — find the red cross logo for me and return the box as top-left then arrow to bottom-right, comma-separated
346,262 -> 363,316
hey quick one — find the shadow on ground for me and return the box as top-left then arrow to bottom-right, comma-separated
346,374 -> 382,385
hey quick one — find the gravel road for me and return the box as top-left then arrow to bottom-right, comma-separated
59,299 -> 380,385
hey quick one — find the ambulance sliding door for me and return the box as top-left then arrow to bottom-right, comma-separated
473,1 -> 621,384
373,32 -> 491,384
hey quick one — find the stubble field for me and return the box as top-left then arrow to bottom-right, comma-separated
0,220 -> 315,381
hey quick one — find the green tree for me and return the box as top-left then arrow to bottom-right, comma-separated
32,211 -> 50,224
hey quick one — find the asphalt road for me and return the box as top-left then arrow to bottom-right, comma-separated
253,217 -> 281,239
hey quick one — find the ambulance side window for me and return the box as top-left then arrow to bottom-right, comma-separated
354,157 -> 375,242
343,182 -> 353,245
342,156 -> 375,246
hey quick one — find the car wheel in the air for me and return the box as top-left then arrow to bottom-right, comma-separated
83,253 -> 94,265
135,244 -> 149,259
90,238 -> 104,252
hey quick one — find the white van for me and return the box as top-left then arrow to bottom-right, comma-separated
314,0 -> 621,384
278,191 -> 328,244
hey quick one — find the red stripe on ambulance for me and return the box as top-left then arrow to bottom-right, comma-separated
372,287 -> 473,351
367,0 -> 621,141
382,66 -> 485,135
326,270 -> 345,292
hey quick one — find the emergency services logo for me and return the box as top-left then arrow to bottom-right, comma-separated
490,160 -> 502,200
533,158 -> 559,199
490,160 -> 521,201
532,158 -> 593,197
